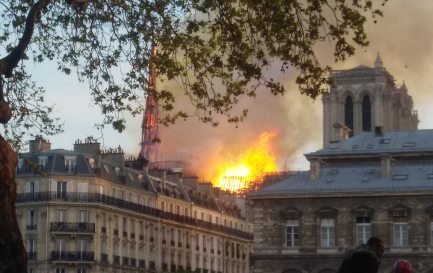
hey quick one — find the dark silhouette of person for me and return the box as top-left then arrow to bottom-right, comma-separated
337,237 -> 385,273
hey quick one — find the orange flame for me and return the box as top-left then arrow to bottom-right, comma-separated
213,131 -> 278,192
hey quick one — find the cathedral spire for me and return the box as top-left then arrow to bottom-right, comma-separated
374,53 -> 383,68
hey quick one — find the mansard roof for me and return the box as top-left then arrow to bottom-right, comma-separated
249,129 -> 433,199
248,163 -> 433,198
17,149 -> 155,193
307,129 -> 433,158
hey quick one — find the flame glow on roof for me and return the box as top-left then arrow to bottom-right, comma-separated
213,131 -> 278,192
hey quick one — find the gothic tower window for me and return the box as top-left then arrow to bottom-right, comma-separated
344,96 -> 354,136
362,95 -> 372,131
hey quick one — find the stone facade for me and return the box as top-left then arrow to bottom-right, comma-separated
16,138 -> 252,273
323,55 -> 418,148
249,113 -> 432,273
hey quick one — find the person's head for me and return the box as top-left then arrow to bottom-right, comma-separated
367,237 -> 385,259
393,259 -> 412,273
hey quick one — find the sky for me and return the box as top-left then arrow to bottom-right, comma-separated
25,0 -> 433,179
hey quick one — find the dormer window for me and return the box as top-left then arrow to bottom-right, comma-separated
17,157 -> 24,172
64,156 -> 77,173
38,156 -> 48,169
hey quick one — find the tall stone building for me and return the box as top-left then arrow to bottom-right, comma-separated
249,129 -> 433,273
16,137 -> 252,273
248,58 -> 429,273
323,55 -> 418,147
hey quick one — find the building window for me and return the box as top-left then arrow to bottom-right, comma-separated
38,156 -> 48,169
285,220 -> 300,247
57,209 -> 67,222
26,181 -> 37,197
320,218 -> 335,248
356,217 -> 371,245
362,95 -> 372,131
393,223 -> 409,247
28,210 -> 37,228
55,269 -> 66,273
57,239 -> 66,254
344,96 -> 354,136
78,210 -> 89,223
77,268 -> 87,273
64,156 -> 77,173
27,239 -> 35,254
56,181 -> 67,199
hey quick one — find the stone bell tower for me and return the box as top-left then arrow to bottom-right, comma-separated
322,54 -> 419,147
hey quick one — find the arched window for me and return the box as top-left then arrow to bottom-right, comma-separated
362,95 -> 372,131
344,96 -> 354,136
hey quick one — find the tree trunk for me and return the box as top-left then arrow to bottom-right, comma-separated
0,135 -> 26,273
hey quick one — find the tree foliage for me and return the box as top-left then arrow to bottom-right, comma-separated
0,0 -> 387,145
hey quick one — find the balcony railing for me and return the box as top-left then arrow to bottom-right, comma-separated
50,222 -> 95,233
113,255 -> 120,265
100,253 -> 108,264
17,192 -> 253,240
122,257 -> 129,267
27,224 -> 37,231
149,261 -> 156,271
27,251 -> 37,260
51,251 -> 94,262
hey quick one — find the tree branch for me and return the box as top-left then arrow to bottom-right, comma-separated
0,0 -> 52,78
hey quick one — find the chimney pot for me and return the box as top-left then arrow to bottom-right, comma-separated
375,126 -> 384,137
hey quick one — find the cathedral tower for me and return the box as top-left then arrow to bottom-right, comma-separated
322,55 -> 419,147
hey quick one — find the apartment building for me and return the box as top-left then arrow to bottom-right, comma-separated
16,137 -> 252,273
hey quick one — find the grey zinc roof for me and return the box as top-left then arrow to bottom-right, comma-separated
248,164 -> 433,198
18,150 -> 93,176
307,130 -> 433,157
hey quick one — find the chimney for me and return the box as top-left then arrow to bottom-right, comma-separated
101,146 -> 125,166
74,138 -> 101,155
381,154 -> 392,178
198,182 -> 213,197
213,187 -> 221,200
331,122 -> 351,144
182,176 -> 198,191
309,158 -> 321,181
29,136 -> 51,153
375,126 -> 384,137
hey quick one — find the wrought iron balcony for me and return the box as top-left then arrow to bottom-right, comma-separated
122,257 -> 129,267
50,222 -> 95,233
27,251 -> 37,260
113,255 -> 120,265
100,253 -> 108,264
51,251 -> 94,262
27,224 -> 37,231
17,191 -> 253,240
149,261 -> 156,271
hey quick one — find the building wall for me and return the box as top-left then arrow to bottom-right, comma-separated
251,194 -> 433,273
17,170 -> 252,273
